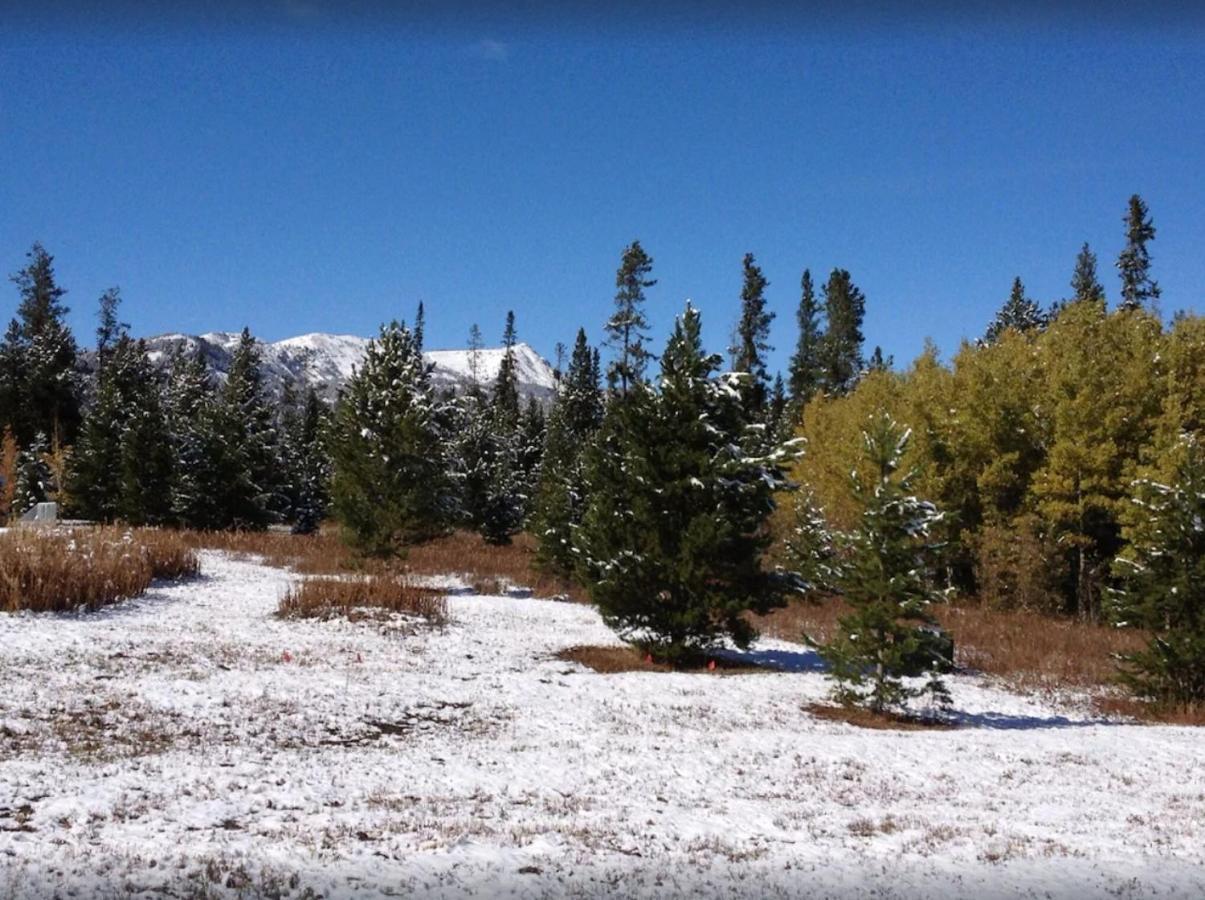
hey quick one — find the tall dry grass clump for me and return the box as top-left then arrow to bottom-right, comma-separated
278,575 -> 447,624
0,527 -> 200,613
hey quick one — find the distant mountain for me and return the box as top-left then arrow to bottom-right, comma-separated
126,332 -> 558,403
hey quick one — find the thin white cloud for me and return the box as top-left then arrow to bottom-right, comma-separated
473,39 -> 511,62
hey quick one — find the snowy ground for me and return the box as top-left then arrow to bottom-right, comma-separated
1,553 -> 1203,899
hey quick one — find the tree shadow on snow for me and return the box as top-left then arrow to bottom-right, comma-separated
949,709 -> 1115,730
714,645 -> 828,673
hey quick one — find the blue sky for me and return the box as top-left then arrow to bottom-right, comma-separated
1,3 -> 1203,376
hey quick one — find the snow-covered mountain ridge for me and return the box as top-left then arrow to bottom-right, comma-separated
136,331 -> 558,403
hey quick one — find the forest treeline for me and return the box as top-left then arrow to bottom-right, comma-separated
1,193 -> 1201,712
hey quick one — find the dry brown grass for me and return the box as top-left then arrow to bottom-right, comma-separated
1092,695 -> 1205,726
185,528 -> 587,602
278,575 -> 447,624
0,527 -> 199,613
753,597 -> 1148,690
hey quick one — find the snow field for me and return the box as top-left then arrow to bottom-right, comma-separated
1,552 -> 1203,898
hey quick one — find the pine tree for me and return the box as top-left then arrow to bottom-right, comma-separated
492,311 -> 521,426
213,328 -> 284,529
606,240 -> 656,395
467,323 -> 485,396
8,243 -> 80,445
731,252 -> 774,414
532,328 -> 603,574
477,311 -> 527,544
1071,242 -> 1106,308
1117,194 -> 1161,313
867,346 -> 892,373
0,321 -> 25,442
290,388 -> 331,535
788,268 -> 824,407
817,269 -> 866,396
576,302 -> 796,663
115,341 -> 173,525
12,431 -> 52,517
164,349 -> 227,529
330,321 -> 450,554
95,287 -> 128,366
818,414 -> 951,714
1109,435 -> 1205,708
983,277 -> 1045,344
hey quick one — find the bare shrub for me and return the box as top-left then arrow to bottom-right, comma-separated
186,528 -> 587,602
0,527 -> 199,613
278,575 -> 447,624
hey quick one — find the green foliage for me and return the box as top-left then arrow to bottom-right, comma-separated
576,302 -> 795,663
982,276 -> 1044,344
817,268 -> 865,396
731,252 -> 774,413
532,328 -> 603,574
1109,435 -> 1205,707
331,321 -> 450,555
788,268 -> 824,407
606,240 -> 656,395
815,414 -> 951,713
1117,194 -> 1160,313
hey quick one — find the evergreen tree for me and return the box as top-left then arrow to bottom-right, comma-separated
467,323 -> 485,396
818,414 -> 951,713
290,387 -> 331,535
1110,435 -> 1205,707
8,243 -> 79,445
1117,194 -> 1161,313
95,287 -> 128,366
983,277 -> 1044,344
532,328 -> 603,573
12,431 -> 52,516
867,346 -> 892,373
605,240 -> 656,395
69,336 -> 171,523
576,302 -> 796,663
0,321 -> 24,442
492,311 -> 521,425
1071,242 -> 1107,308
817,269 -> 866,396
205,329 -> 284,529
788,268 -> 824,407
164,349 -> 227,529
477,311 -> 527,544
731,252 -> 774,414
330,321 -> 449,554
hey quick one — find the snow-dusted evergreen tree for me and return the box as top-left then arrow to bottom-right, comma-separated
731,252 -> 774,415
286,388 -> 331,535
70,335 -> 171,524
819,414 -> 951,713
788,268 -> 824,408
784,489 -> 846,595
477,311 -> 529,544
7,243 -> 80,446
1117,194 -> 1160,313
213,328 -> 284,529
576,302 -> 796,663
1109,435 -> 1205,707
12,431 -> 52,516
605,240 -> 656,396
164,350 -> 227,529
983,277 -> 1045,344
331,320 -> 450,554
532,328 -> 603,574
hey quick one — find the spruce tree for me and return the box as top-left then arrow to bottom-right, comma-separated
95,287 -> 128,366
576,302 -> 795,663
818,414 -> 951,713
467,323 -> 485,396
817,269 -> 866,396
1117,194 -> 1160,313
290,387 -> 331,535
478,311 -> 526,544
1071,242 -> 1106,308
165,349 -> 227,529
492,311 -> 521,425
983,277 -> 1045,344
330,321 -> 449,554
1109,435 -> 1205,708
12,431 -> 52,516
0,321 -> 24,442
788,268 -> 824,407
219,328 -> 288,528
731,252 -> 774,414
532,328 -> 603,574
8,243 -> 79,445
605,240 -> 656,395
